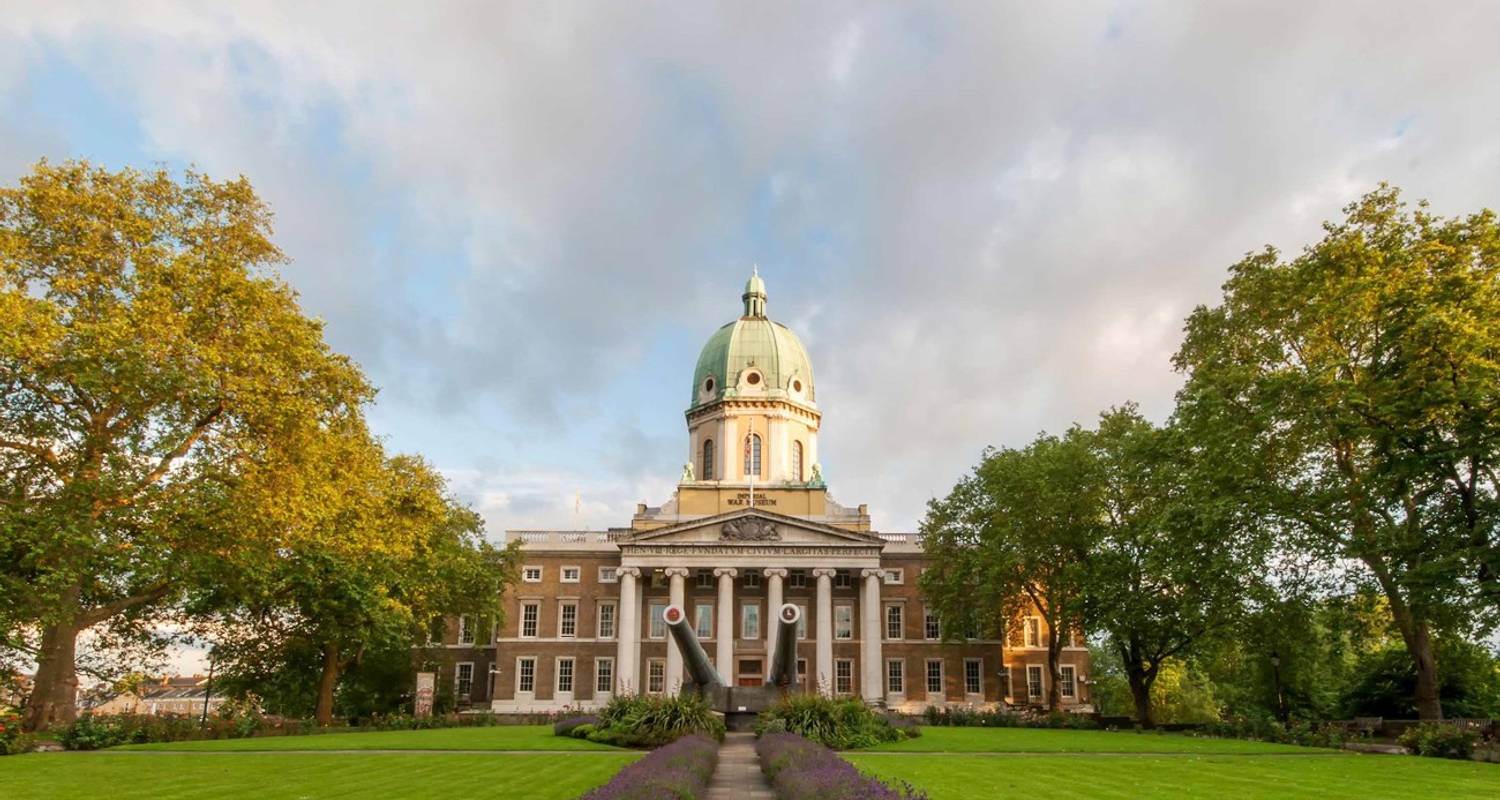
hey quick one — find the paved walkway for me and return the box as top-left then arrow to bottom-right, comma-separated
705,732 -> 774,799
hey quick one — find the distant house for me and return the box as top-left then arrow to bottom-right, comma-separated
87,675 -> 226,717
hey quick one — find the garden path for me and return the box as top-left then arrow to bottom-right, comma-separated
705,732 -> 774,799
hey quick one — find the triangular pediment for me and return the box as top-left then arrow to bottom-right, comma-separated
622,508 -> 884,547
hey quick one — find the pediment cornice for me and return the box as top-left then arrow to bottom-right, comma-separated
621,507 -> 884,548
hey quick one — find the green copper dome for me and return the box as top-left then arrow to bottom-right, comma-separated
690,270 -> 816,410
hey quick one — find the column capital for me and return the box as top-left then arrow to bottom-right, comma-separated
763,567 -> 789,579
617,567 -> 642,578
663,567 -> 692,578
713,567 -> 738,578
861,568 -> 886,579
811,568 -> 838,579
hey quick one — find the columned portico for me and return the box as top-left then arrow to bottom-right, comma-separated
714,567 -> 737,682
664,567 -> 691,693
812,568 -> 836,695
861,567 -> 884,703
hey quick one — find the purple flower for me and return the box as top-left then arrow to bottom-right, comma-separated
581,733 -> 719,799
755,733 -> 928,800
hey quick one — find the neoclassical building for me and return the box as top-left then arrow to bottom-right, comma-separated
424,273 -> 1090,713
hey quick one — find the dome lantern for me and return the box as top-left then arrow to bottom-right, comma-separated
743,265 -> 767,317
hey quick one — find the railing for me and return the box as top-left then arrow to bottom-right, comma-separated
878,532 -> 920,544
509,530 -> 626,545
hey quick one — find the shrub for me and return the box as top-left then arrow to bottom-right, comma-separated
58,713 -> 131,750
922,705 -> 1020,727
1399,723 -> 1480,760
580,733 -> 718,799
588,693 -> 726,748
553,715 -> 599,737
756,694 -> 914,750
1,707 -> 38,755
1194,716 -> 1354,749
757,732 -> 927,800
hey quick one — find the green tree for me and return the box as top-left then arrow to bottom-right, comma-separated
0,161 -> 371,730
1082,407 -> 1261,727
202,452 -> 515,725
922,431 -> 1098,711
1174,186 -> 1500,719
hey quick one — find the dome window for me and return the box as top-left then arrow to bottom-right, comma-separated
704,377 -> 715,393
746,372 -> 761,386
792,379 -> 802,392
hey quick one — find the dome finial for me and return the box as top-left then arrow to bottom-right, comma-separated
743,266 -> 767,317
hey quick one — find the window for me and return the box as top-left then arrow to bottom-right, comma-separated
517,657 -> 536,694
744,433 -> 762,476
835,660 -> 854,695
596,658 -> 614,694
598,601 -> 617,639
1024,617 -> 1041,648
739,659 -> 763,679
926,659 -> 944,695
834,605 -> 853,640
792,440 -> 804,481
1060,665 -> 1076,699
885,604 -> 904,640
1027,665 -> 1044,700
884,568 -> 904,585
743,571 -> 761,589
599,566 -> 618,583
561,566 -> 581,583
702,439 -> 714,481
924,609 -> 941,641
456,663 -> 474,697
557,658 -> 575,694
965,659 -> 983,695
649,601 -> 667,639
1002,667 -> 1013,699
559,602 -> 577,638
834,569 -> 852,589
647,660 -> 665,694
426,616 -> 445,644
742,603 -> 761,640
887,659 -> 905,695
522,566 -> 542,583
458,614 -> 474,644
695,603 -> 714,639
795,605 -> 807,640
788,569 -> 807,588
520,602 -> 539,638
696,569 -> 714,589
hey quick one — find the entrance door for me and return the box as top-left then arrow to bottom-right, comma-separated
737,659 -> 763,687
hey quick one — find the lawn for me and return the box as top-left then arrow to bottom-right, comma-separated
0,751 -> 638,800
849,728 -> 1500,800
116,723 -> 615,751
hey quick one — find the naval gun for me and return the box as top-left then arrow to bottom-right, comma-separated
664,602 -> 802,730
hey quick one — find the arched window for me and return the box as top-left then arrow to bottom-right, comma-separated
744,433 -> 762,478
702,439 -> 714,481
792,441 -> 804,482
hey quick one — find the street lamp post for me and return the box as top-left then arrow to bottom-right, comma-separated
1269,650 -> 1287,722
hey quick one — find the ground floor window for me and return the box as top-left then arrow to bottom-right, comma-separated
835,605 -> 853,639
650,601 -> 667,639
1027,665 -> 1043,700
742,602 -> 761,640
456,662 -> 474,697
596,657 -> 614,694
696,602 -> 714,639
887,659 -> 905,695
835,660 -> 853,695
647,659 -> 666,694
965,658 -> 983,695
517,657 -> 536,694
1060,665 -> 1076,699
557,658 -> 575,694
926,659 -> 943,695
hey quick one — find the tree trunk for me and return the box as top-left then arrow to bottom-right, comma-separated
1367,557 -> 1443,720
1128,668 -> 1154,729
315,641 -> 342,726
25,619 -> 82,732
1046,631 -> 1064,712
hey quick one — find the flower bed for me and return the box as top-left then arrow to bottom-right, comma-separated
756,732 -> 928,800
560,694 -> 725,748
757,694 -> 917,749
580,733 -> 718,799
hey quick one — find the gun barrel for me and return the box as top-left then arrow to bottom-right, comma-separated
766,603 -> 802,688
664,604 -> 725,689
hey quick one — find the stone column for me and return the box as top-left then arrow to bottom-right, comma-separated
763,568 -> 787,661
616,567 -> 641,694
714,568 -> 737,683
861,568 -> 885,704
664,567 -> 690,694
812,568 -> 836,695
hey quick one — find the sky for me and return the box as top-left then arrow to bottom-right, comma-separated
4,1 -> 1500,550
